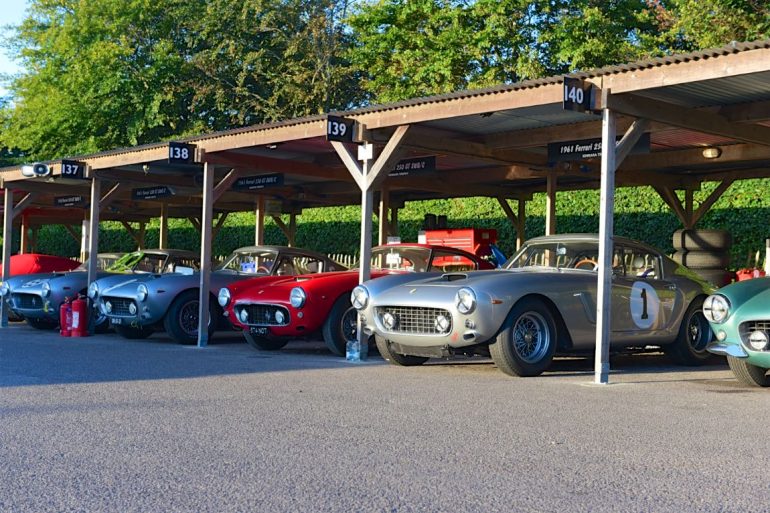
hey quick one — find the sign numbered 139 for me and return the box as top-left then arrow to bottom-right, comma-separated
326,115 -> 356,143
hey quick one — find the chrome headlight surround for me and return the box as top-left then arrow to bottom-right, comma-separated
351,286 -> 369,310
0,282 -> 9,297
41,281 -> 52,298
290,287 -> 306,308
455,287 -> 476,315
703,294 -> 730,324
136,284 -> 149,302
238,308 -> 249,324
217,288 -> 231,307
87,282 -> 99,299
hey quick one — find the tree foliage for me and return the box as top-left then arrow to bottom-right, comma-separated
0,0 -> 361,160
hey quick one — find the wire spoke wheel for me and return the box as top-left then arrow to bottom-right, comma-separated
178,300 -> 200,337
341,307 -> 358,342
512,312 -> 551,364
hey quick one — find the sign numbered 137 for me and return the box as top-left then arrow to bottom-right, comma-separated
563,77 -> 593,113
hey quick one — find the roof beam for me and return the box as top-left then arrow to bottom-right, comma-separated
602,93 -> 770,147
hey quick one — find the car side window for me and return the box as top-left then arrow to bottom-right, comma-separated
626,248 -> 660,279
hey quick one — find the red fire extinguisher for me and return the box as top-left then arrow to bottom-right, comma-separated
71,294 -> 89,337
60,297 -> 72,337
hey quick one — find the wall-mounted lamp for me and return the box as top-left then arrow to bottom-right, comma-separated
702,147 -> 722,159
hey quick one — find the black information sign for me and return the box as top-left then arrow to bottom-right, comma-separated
232,173 -> 284,191
326,115 -> 357,143
132,186 -> 176,200
60,160 -> 86,179
563,77 -> 593,113
168,142 -> 196,164
547,133 -> 651,163
389,156 -> 436,177
54,195 -> 87,208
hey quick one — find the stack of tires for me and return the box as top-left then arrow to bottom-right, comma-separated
672,229 -> 733,287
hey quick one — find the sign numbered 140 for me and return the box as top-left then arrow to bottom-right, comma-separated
563,77 -> 592,113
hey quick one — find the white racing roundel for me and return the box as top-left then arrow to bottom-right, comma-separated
630,281 -> 659,330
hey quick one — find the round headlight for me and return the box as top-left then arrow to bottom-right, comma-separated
128,302 -> 138,315
41,282 -> 51,298
136,284 -> 149,302
238,308 -> 249,324
218,288 -> 231,307
455,287 -> 476,315
382,311 -> 397,330
748,330 -> 769,351
351,286 -> 369,310
105,301 -> 113,313
703,294 -> 730,323
0,282 -> 9,297
275,310 -> 285,324
87,282 -> 99,299
290,287 -> 306,308
435,314 -> 451,333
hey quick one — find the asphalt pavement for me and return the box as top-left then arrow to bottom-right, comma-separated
1,323 -> 768,513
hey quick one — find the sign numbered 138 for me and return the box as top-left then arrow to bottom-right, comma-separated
168,142 -> 196,164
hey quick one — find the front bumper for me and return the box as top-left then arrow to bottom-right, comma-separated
99,295 -> 158,326
9,292 -> 59,320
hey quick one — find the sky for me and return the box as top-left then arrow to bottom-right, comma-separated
0,0 -> 29,97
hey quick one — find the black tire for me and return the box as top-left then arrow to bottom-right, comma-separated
727,356 -> 770,387
664,298 -> 713,366
693,269 -> 735,287
489,298 -> 557,377
163,290 -> 218,345
374,335 -> 429,366
673,250 -> 730,269
672,229 -> 732,251
25,317 -> 58,330
114,324 -> 153,339
243,331 -> 289,351
322,295 -> 358,356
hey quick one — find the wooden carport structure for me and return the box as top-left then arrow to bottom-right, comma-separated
2,39 -> 770,384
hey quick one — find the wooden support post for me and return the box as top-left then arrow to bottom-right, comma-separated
188,217 -> 201,231
545,172 -> 556,236
594,98 -> 649,385
390,207 -> 399,238
197,160 -> 214,348
254,196 -> 265,245
159,203 -> 169,249
19,214 -> 29,254
691,180 -> 734,227
288,213 -> 297,247
331,125 -> 409,360
517,199 -> 526,250
378,187 -> 390,245
1,188 -> 13,327
86,177 -> 101,333
30,226 -> 39,253
121,221 -> 147,249
64,225 -> 80,243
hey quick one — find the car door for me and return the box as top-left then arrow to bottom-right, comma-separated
611,245 -> 677,341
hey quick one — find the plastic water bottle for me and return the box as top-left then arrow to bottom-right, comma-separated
346,339 -> 361,361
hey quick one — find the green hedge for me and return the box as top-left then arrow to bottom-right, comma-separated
3,179 -> 769,269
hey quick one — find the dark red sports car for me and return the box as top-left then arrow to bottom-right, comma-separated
218,244 -> 495,355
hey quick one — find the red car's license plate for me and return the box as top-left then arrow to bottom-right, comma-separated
249,326 -> 269,336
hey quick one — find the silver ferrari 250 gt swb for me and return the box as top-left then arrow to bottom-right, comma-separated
352,234 -> 715,377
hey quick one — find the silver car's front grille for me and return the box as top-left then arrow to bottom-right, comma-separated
375,306 -> 452,335
235,304 -> 290,326
11,293 -> 43,310
103,297 -> 135,317
739,320 -> 770,350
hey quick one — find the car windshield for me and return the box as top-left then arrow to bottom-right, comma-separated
504,241 -> 600,270
353,246 -> 434,272
106,252 -> 199,274
216,249 -> 280,274
75,254 -> 124,272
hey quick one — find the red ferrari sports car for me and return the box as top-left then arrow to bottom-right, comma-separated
218,244 -> 495,355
